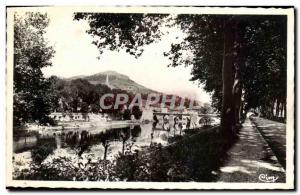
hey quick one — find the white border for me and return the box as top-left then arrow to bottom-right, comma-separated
5,6 -> 295,190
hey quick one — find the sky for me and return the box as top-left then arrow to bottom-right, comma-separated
41,10 -> 211,103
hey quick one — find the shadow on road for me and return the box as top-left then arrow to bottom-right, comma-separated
250,117 -> 286,169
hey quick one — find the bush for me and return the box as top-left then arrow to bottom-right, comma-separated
199,116 -> 213,126
31,138 -> 56,164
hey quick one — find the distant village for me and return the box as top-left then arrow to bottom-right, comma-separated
48,73 -> 215,124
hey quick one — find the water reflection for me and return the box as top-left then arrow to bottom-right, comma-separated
14,121 -> 189,161
13,116 -> 234,182
13,136 -> 37,153
13,115 -> 219,165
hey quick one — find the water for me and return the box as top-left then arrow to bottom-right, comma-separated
13,121 -> 190,162
13,116 -> 224,181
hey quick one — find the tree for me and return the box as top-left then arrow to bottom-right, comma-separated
199,116 -> 213,127
131,105 -> 143,120
165,15 -> 287,132
90,103 -> 100,113
123,108 -> 131,120
73,13 -> 168,58
200,103 -> 213,114
241,16 -> 287,121
74,13 -> 287,134
14,12 -> 55,126
80,102 -> 89,120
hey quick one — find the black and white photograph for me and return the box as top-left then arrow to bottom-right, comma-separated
5,6 -> 294,190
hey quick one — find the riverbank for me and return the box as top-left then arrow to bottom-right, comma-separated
13,124 -> 220,181
15,120 -> 142,133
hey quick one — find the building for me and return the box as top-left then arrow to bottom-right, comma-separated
49,112 -> 109,122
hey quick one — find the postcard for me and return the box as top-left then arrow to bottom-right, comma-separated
6,6 -> 294,190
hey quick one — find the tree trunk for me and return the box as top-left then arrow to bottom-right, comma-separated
283,101 -> 286,120
233,75 -> 242,125
276,99 -> 280,117
270,100 -> 274,119
239,100 -> 244,121
103,142 -> 108,160
232,61 -> 242,125
221,20 -> 236,134
280,101 -> 284,118
281,101 -> 284,117
274,101 -> 276,117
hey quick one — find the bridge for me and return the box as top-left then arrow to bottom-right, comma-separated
153,112 -> 219,117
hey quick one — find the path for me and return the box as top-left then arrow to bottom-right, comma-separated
217,118 -> 285,183
250,117 -> 286,168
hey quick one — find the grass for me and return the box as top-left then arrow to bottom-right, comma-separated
114,126 -> 237,182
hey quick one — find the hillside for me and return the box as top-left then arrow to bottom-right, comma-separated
65,71 -> 202,107
67,71 -> 156,94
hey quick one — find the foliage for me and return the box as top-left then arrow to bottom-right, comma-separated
241,17 -> 287,119
31,137 -> 56,164
49,76 -> 135,116
131,105 -> 143,120
14,126 -> 237,182
13,12 -> 55,126
74,13 -> 169,58
165,15 -> 287,119
199,116 -> 213,126
122,108 -> 131,120
74,13 -> 287,130
199,103 -> 213,114
14,157 -> 118,181
49,76 -> 195,119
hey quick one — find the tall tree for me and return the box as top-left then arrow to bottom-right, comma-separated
165,15 -> 287,131
74,13 -> 287,133
14,12 -> 55,126
241,16 -> 287,121
73,13 -> 168,58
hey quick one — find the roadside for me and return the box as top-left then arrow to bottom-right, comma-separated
217,118 -> 285,183
250,117 -> 286,168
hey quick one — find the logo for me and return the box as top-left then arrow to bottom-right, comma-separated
258,174 -> 279,183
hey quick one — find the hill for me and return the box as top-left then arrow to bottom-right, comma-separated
67,71 -> 156,94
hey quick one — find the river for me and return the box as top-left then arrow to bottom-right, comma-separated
12,116 -> 220,181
